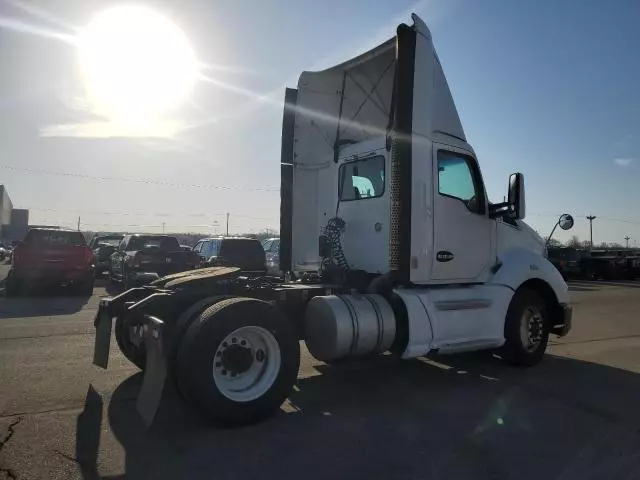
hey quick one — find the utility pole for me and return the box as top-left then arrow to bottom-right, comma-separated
586,215 -> 596,248
226,213 -> 229,236
625,235 -> 631,249
77,216 -> 80,231
162,222 -> 165,233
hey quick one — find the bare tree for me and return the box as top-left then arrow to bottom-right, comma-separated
545,237 -> 562,247
567,235 -> 581,248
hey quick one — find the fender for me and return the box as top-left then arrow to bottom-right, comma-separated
488,247 -> 569,305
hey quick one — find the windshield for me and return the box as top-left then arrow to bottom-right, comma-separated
96,237 -> 122,247
129,236 -> 180,251
24,229 -> 86,246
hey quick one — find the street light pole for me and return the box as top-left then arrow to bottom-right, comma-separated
586,215 -> 596,248
625,235 -> 631,249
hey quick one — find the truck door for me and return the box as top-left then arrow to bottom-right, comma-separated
430,145 -> 493,282
337,150 -> 390,274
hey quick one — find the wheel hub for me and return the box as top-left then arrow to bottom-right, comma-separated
212,326 -> 282,403
221,344 -> 253,374
521,306 -> 544,351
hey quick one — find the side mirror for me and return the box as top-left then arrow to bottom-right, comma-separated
508,172 -> 525,219
558,214 -> 574,231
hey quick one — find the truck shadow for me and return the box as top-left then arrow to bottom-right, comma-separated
75,352 -> 640,480
0,289 -> 92,318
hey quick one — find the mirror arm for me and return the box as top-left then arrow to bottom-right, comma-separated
545,221 -> 560,250
489,202 -> 511,219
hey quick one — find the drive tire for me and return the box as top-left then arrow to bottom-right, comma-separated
171,295 -> 233,404
114,316 -> 146,370
176,297 -> 300,427
500,288 -> 550,367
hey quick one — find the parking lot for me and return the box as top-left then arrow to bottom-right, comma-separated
1,262 -> 640,480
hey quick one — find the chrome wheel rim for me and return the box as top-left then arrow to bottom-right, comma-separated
212,326 -> 281,402
520,305 -> 544,352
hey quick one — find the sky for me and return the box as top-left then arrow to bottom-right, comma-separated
0,0 -> 639,244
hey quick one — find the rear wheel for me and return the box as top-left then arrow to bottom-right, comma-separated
176,297 -> 300,427
500,288 -> 550,367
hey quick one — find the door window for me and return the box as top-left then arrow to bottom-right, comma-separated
193,241 -> 203,253
339,155 -> 385,201
437,151 -> 485,214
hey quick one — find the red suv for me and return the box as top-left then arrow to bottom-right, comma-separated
6,228 -> 95,296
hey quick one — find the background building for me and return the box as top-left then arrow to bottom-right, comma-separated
0,185 -> 30,243
0,185 -> 13,241
7,209 -> 29,242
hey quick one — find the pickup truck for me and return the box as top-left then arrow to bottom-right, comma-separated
109,234 -> 200,289
89,234 -> 124,276
6,228 -> 94,296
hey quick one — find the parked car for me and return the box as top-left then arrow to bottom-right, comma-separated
546,247 -> 584,278
6,228 -> 94,296
587,250 -> 638,280
90,234 -> 124,276
110,234 -> 200,289
0,244 -> 6,261
261,237 -> 281,276
193,236 -> 266,274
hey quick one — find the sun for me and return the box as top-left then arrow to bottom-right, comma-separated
77,5 -> 198,125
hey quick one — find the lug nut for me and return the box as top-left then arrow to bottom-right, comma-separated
232,337 -> 237,343
222,369 -> 228,376
216,351 -> 221,357
222,342 -> 228,348
215,362 -> 221,368
241,340 -> 247,346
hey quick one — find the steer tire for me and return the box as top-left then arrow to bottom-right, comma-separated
114,316 -> 147,370
500,288 -> 550,367
176,297 -> 300,427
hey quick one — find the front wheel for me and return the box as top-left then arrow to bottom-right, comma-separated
176,297 -> 300,427
500,288 -> 550,367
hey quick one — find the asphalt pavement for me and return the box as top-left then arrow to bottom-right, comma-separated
1,263 -> 640,479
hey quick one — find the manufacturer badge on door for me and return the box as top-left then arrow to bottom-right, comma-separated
436,251 -> 454,262
166,257 -> 172,263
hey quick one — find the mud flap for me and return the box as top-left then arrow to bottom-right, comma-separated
136,316 -> 167,427
93,299 -> 113,369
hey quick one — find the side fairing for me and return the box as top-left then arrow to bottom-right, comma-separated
489,247 -> 570,305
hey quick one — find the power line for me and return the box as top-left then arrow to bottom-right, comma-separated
0,164 -> 279,192
25,206 -> 277,221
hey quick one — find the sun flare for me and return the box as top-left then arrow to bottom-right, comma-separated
77,5 -> 198,125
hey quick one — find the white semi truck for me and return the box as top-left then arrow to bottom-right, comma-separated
93,14 -> 574,427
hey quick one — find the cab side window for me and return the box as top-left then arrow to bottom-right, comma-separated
437,151 -> 485,214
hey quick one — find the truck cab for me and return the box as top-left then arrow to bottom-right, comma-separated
281,14 -> 571,358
